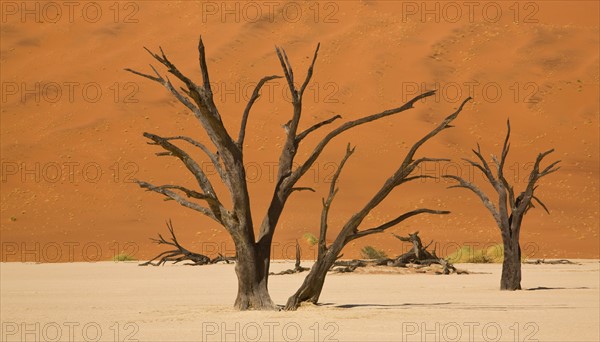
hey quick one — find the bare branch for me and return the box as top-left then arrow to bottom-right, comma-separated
319,98 -> 470,249
499,119 -> 511,171
296,115 -> 343,143
162,135 -> 226,181
443,175 -> 502,227
136,180 -> 219,222
275,47 -> 296,101
142,132 -> 226,221
493,120 -> 515,207
128,42 -> 238,157
540,159 -> 561,177
348,209 -> 450,241
532,196 -> 550,214
471,143 -> 498,187
400,97 -> 472,169
152,184 -> 218,202
124,67 -> 162,82
197,36 -> 212,94
290,187 -> 316,193
140,46 -> 212,115
299,43 -> 321,98
402,175 -> 438,183
238,75 -> 283,147
405,157 -> 451,180
319,144 -> 355,255
287,90 -> 440,186
518,149 -> 560,214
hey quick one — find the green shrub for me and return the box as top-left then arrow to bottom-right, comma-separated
361,246 -> 388,259
112,253 -> 137,262
303,233 -> 318,246
446,244 -> 504,263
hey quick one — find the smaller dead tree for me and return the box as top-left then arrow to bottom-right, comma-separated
443,120 -> 560,290
392,231 -> 436,264
140,220 -> 235,266
391,232 -> 455,274
270,240 -> 310,275
284,97 -> 471,310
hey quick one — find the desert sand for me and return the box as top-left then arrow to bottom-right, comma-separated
1,1 -> 598,262
1,260 -> 599,341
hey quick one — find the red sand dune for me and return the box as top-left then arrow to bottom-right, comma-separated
1,1 -> 598,262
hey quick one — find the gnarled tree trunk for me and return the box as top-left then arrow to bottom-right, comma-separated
286,253 -> 336,309
233,241 -> 276,310
500,236 -> 522,290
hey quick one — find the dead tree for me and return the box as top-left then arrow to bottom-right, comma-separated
285,98 -> 471,310
393,231 -> 435,264
393,232 -> 434,262
140,220 -> 212,266
126,36 -> 447,310
443,120 -> 560,290
391,232 -> 456,274
270,240 -> 310,275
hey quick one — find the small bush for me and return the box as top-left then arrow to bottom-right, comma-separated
303,233 -> 318,246
361,246 -> 388,259
112,253 -> 137,262
446,244 -> 504,263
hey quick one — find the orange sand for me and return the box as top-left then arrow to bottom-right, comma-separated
1,1 -> 598,261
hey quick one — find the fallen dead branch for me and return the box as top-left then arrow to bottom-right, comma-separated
328,232 -> 466,275
140,220 -> 236,266
523,259 -> 579,265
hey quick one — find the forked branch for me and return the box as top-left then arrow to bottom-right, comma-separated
238,75 -> 283,147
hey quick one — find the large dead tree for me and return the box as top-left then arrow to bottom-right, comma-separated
285,98 -> 471,310
443,120 -> 560,290
126,35 -> 462,310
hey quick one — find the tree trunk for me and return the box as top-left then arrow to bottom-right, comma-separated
233,240 -> 278,310
500,234 -> 522,290
285,249 -> 338,310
